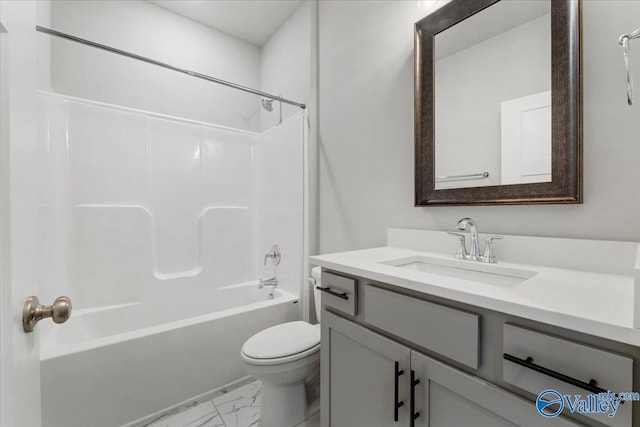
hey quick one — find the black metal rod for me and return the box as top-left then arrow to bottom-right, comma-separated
394,361 -> 405,422
503,353 -> 608,395
410,370 -> 421,427
316,286 -> 348,300
35,26 -> 306,109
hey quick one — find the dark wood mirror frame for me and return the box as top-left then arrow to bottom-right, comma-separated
415,0 -> 582,206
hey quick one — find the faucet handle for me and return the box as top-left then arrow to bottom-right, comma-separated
482,236 -> 503,263
264,244 -> 281,266
447,232 -> 467,259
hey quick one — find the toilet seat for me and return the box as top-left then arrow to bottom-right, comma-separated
241,321 -> 320,366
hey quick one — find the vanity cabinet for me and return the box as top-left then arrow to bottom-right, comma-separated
322,309 -> 580,427
361,284 -> 480,369
410,351 -> 579,427
318,270 -> 639,427
313,229 -> 640,427
322,310 -> 411,426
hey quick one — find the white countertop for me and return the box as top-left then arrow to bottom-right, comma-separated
310,244 -> 640,347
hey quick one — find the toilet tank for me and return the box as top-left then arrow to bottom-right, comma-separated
312,266 -> 322,322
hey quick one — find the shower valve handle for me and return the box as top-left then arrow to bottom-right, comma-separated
264,244 -> 281,266
23,296 -> 72,333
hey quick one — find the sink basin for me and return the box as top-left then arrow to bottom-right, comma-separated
382,255 -> 537,288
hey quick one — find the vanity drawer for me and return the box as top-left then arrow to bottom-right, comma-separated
319,271 -> 357,316
503,324 -> 633,427
361,285 -> 479,369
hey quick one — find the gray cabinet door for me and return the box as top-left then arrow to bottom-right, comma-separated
410,351 -> 581,427
321,310 -> 411,427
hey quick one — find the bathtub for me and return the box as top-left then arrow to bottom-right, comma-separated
39,282 -> 299,427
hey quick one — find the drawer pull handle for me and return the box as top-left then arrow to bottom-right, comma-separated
503,353 -> 610,395
316,286 -> 348,300
394,361 -> 405,422
410,370 -> 421,427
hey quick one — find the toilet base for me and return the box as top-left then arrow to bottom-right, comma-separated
240,321 -> 321,427
260,379 -> 308,427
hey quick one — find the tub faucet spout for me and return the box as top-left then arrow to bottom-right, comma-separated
258,277 -> 278,289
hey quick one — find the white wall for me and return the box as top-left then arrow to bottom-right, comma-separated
43,0 -> 262,130
260,1 -> 312,131
318,0 -> 640,255
435,14 -> 550,188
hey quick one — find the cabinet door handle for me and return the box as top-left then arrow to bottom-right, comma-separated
410,370 -> 421,427
503,353 -> 613,396
394,361 -> 405,422
315,286 -> 348,300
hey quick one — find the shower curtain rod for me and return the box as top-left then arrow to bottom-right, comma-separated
36,26 -> 306,109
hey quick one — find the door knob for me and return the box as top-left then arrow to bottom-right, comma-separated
23,296 -> 72,333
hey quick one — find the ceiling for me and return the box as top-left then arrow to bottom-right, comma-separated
435,0 -> 551,60
147,0 -> 303,47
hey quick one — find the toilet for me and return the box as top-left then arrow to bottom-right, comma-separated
241,267 -> 323,427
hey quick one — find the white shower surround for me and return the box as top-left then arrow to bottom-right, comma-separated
36,92 -> 306,426
37,92 -> 304,302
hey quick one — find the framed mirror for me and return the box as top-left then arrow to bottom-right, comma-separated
415,0 -> 582,206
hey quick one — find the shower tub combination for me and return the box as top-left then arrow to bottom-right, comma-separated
35,91 -> 306,427
40,283 -> 299,427
34,17 -> 307,427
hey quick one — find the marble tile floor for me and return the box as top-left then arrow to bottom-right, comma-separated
143,379 -> 319,427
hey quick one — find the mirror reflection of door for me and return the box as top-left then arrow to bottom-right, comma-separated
501,91 -> 552,184
434,0 -> 551,190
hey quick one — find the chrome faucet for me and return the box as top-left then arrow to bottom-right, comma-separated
264,244 -> 281,266
450,218 -> 503,263
258,277 -> 278,289
259,244 -> 281,291
456,217 -> 480,261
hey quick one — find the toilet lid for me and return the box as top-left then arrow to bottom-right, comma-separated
242,321 -> 320,359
